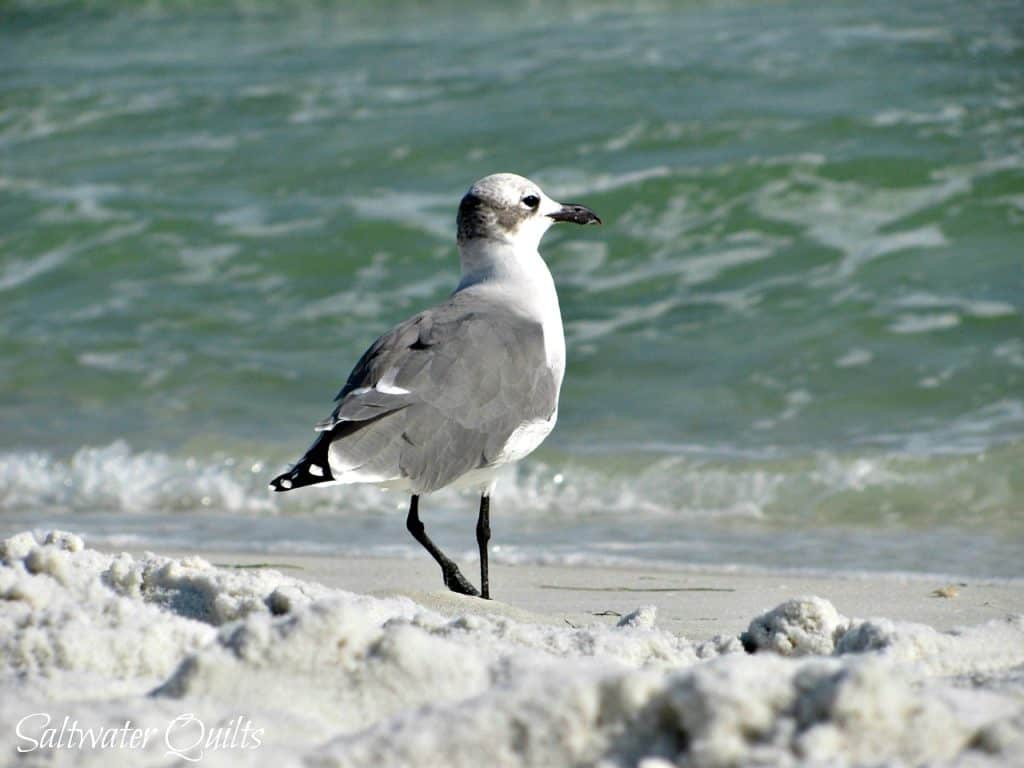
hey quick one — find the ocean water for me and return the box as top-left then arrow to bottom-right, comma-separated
1,0 -> 1022,578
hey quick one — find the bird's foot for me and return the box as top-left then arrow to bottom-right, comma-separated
442,566 -> 480,597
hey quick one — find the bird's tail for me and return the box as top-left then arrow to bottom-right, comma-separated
269,433 -> 335,492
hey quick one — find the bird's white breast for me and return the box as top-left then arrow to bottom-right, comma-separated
456,242 -> 566,387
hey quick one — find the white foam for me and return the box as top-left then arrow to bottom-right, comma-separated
753,172 -> 964,281
872,103 -> 966,127
834,348 -> 873,368
0,220 -> 146,293
0,247 -> 69,293
889,312 -> 961,334
5,440 -> 1024,544
828,24 -> 951,44
175,243 -> 241,284
892,291 -> 1018,320
0,441 -> 277,515
344,191 -> 451,240
214,206 -> 323,238
542,166 -> 674,199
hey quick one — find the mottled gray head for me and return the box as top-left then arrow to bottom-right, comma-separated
456,173 -> 600,249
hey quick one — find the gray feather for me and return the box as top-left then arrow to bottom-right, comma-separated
312,290 -> 558,493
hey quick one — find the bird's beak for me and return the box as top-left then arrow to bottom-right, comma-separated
547,203 -> 602,226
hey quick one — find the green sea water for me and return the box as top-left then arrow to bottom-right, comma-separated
2,0 -> 1022,576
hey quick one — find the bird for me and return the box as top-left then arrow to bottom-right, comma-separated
270,173 -> 600,599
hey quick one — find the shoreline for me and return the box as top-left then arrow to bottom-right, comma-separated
131,547 -> 1024,641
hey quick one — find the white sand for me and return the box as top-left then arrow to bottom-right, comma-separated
171,549 -> 1024,642
2,530 -> 1023,767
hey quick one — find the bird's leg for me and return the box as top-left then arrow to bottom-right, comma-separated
476,494 -> 491,600
405,494 -> 480,597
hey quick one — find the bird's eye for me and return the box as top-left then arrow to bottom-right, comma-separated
522,195 -> 540,209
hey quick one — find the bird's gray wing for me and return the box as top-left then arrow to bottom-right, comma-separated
314,294 -> 558,492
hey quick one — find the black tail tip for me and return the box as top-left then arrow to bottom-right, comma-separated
269,460 -> 333,493
268,474 -> 293,493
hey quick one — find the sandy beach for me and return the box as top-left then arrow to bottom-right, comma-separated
3,529 -> 1024,767
182,549 -> 1024,642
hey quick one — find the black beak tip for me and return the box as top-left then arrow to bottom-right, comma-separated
548,204 -> 602,226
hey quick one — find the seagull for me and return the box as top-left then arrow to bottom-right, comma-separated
270,173 -> 600,598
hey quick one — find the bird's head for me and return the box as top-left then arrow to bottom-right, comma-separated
456,173 -> 601,252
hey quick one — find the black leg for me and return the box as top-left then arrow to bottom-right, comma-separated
476,494 -> 491,600
405,495 -> 479,597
